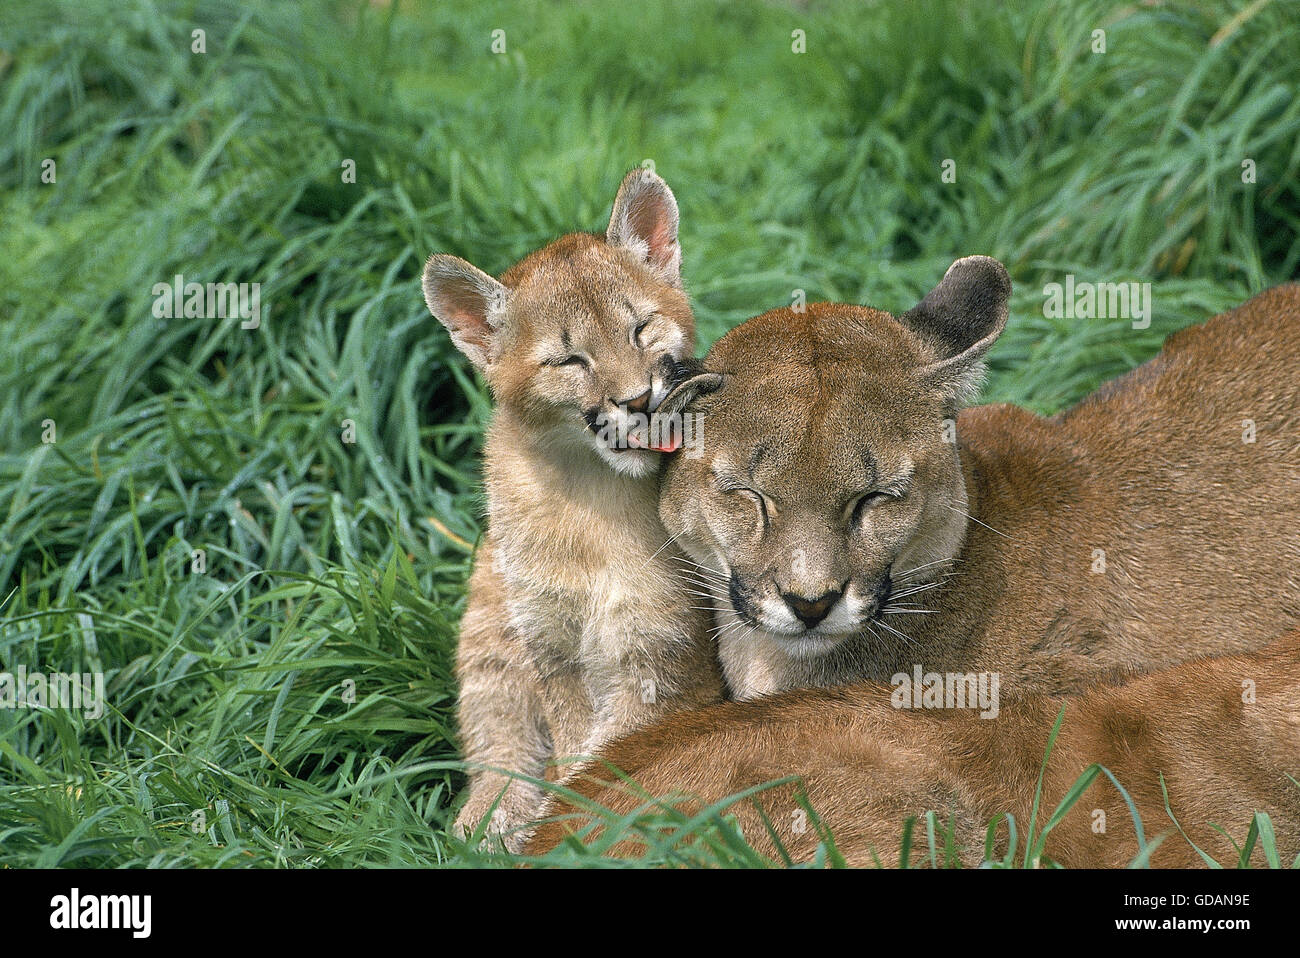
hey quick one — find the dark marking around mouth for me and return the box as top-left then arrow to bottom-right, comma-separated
663,355 -> 694,387
728,574 -> 758,626
870,568 -> 894,618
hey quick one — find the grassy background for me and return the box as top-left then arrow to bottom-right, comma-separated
0,0 -> 1296,867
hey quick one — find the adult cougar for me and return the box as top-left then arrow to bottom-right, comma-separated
528,639 -> 1300,867
657,259 -> 1300,697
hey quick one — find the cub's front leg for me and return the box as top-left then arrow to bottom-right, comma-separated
579,621 -> 723,755
453,545 -> 551,852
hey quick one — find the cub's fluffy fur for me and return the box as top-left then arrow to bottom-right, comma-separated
422,170 -> 724,849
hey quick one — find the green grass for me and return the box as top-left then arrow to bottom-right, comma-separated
0,0 -> 1297,867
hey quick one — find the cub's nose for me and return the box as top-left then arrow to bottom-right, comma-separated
620,388 -> 652,415
782,589 -> 843,628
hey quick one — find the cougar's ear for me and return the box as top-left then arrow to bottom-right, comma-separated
422,254 -> 509,371
900,255 -> 1010,406
606,168 -> 682,287
655,361 -> 724,421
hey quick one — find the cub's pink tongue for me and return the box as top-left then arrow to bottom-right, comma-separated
649,434 -> 681,453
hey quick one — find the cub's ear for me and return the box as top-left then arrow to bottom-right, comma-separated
422,254 -> 508,371
655,361 -> 724,421
606,168 -> 682,287
900,255 -> 1010,405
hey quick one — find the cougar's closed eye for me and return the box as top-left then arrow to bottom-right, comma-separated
725,486 -> 771,527
848,489 -> 903,525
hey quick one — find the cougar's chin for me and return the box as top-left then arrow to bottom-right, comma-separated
723,605 -> 854,660
777,630 -> 850,660
741,587 -> 869,654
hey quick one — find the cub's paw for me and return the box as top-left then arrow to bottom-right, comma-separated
452,785 -> 543,854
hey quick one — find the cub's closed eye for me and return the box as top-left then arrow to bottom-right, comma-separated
633,315 -> 657,346
545,355 -> 589,368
